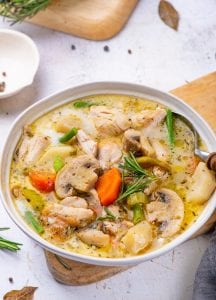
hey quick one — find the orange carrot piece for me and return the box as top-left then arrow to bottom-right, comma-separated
96,168 -> 122,206
29,170 -> 56,193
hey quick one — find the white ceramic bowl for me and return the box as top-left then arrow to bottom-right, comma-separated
1,82 -> 216,266
0,29 -> 39,99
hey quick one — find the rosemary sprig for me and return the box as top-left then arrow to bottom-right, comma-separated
0,0 -> 51,24
119,152 -> 153,178
97,207 -> 116,222
0,227 -> 22,251
116,176 -> 152,204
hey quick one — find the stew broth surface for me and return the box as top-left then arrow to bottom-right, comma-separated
10,94 -> 215,258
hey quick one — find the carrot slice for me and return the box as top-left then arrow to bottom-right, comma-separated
96,168 -> 122,206
29,170 -> 56,193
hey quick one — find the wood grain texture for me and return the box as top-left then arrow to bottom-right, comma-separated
29,0 -> 138,40
171,72 -> 216,132
45,72 -> 216,285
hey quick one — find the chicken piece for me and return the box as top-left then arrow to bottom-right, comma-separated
61,196 -> 88,208
186,162 -> 216,204
86,189 -> 102,216
146,188 -> 184,238
130,108 -> 166,129
55,114 -> 82,133
55,155 -> 100,198
17,135 -> 50,165
150,139 -> 170,162
76,129 -> 98,157
144,181 -> 158,196
90,106 -> 130,137
42,202 -> 94,228
101,221 -> 119,236
26,136 -> 50,164
98,142 -> 122,169
152,166 -> 169,181
77,229 -> 110,248
121,221 -> 153,254
140,135 -> 155,157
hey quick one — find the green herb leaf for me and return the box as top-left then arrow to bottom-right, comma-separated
73,101 -> 97,108
166,109 -> 175,146
119,152 -> 154,179
53,156 -> 64,172
97,207 -> 116,222
25,211 -> 44,234
0,228 -> 22,252
0,0 -> 50,24
116,176 -> 152,205
59,127 -> 78,143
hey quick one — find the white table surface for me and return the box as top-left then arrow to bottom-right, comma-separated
0,1 -> 215,299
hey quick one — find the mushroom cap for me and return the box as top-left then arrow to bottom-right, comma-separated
146,188 -> 184,238
55,155 -> 100,198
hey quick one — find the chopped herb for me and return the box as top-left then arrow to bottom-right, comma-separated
59,127 -> 78,143
25,211 -> 44,234
166,109 -> 175,146
53,156 -> 64,172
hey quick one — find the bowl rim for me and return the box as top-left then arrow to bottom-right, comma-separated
1,81 -> 216,266
0,29 -> 40,98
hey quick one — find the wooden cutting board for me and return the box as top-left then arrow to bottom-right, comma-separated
29,0 -> 138,40
44,72 -> 216,285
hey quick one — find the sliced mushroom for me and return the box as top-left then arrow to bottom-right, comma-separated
77,229 -> 110,248
76,129 -> 98,157
123,129 -> 142,154
186,162 -> 216,204
61,196 -> 88,208
146,188 -> 184,238
98,142 -> 122,169
123,129 -> 155,157
55,114 -> 82,133
41,202 -> 95,228
55,155 -> 100,198
130,108 -> 166,129
121,221 -> 153,254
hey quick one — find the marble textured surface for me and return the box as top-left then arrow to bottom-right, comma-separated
0,1 -> 216,299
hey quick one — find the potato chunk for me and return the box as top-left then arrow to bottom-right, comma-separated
186,162 -> 216,204
121,221 -> 152,254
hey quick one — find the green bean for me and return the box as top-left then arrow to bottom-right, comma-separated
25,211 -> 44,234
166,109 -> 175,146
59,127 -> 78,143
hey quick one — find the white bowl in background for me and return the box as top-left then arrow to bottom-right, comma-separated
0,82 -> 216,266
0,29 -> 39,99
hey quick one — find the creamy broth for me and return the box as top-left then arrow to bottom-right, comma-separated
10,95 -> 216,258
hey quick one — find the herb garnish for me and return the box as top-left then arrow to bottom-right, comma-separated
0,228 -> 22,251
97,207 -> 116,221
166,109 -> 175,146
